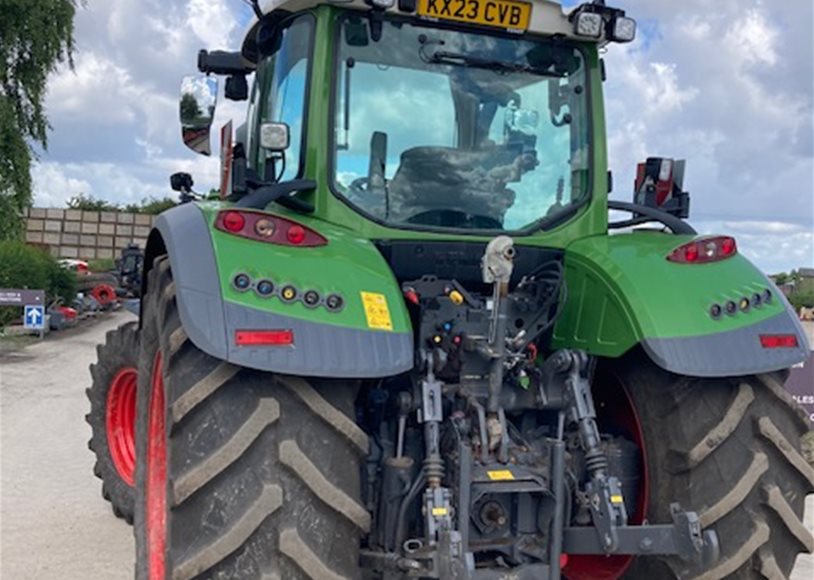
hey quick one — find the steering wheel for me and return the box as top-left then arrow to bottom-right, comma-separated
406,209 -> 503,229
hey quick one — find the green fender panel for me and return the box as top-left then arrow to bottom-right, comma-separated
551,231 -> 809,376
145,202 -> 414,378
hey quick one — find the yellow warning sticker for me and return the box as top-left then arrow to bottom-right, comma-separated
487,470 -> 515,481
610,495 -> 624,504
432,507 -> 448,516
360,291 -> 393,331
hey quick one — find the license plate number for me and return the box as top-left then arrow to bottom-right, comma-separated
418,0 -> 532,32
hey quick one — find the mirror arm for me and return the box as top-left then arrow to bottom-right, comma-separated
234,179 -> 316,211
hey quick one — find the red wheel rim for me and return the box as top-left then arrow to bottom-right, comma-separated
146,351 -> 167,580
92,284 -> 116,306
106,368 -> 138,486
563,373 -> 649,580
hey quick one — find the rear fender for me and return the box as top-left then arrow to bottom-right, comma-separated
141,203 -> 413,378
551,232 -> 809,377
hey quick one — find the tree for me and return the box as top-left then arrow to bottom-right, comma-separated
789,291 -> 814,312
123,197 -> 177,215
67,193 -> 118,212
0,0 -> 80,240
180,93 -> 202,124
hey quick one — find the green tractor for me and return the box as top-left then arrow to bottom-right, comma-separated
87,0 -> 814,578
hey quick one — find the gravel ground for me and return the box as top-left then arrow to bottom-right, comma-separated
1,312 -> 133,580
0,312 -> 811,579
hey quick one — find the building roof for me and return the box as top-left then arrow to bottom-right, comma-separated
799,267 -> 814,278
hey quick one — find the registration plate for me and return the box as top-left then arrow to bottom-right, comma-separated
418,0 -> 532,32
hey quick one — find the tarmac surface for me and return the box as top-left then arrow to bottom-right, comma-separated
0,312 -> 812,579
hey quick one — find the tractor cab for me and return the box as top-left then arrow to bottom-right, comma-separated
183,0 -> 637,238
107,2 -> 812,580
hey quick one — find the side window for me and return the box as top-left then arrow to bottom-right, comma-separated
258,16 -> 313,182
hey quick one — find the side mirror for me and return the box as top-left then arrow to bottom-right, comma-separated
259,122 -> 290,152
180,75 -> 218,156
634,157 -> 690,219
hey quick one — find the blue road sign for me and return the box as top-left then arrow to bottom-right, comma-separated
24,305 -> 45,330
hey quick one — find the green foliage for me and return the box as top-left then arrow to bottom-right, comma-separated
789,291 -> 814,311
180,93 -> 202,123
772,272 -> 789,285
0,0 -> 80,241
67,193 -> 118,212
87,257 -> 115,272
66,193 -> 177,215
123,197 -> 177,215
0,240 -> 76,326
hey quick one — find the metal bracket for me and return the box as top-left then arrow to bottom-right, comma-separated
562,504 -> 719,565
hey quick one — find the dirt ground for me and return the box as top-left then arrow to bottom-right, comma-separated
0,312 -> 811,579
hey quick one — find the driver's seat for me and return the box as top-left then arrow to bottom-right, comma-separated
386,146 -> 522,225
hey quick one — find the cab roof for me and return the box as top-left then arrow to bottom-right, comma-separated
241,0 -> 599,62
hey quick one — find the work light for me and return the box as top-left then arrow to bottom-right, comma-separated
610,16 -> 637,43
574,12 -> 603,38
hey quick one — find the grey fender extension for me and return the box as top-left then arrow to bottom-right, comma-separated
642,311 -> 810,378
152,203 -> 413,378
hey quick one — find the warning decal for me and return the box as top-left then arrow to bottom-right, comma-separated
360,291 -> 393,331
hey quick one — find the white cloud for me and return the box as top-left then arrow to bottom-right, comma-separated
696,219 -> 814,274
603,0 -> 813,274
32,0 -> 812,275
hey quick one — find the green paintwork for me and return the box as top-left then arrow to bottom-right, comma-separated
197,5 -> 778,361
288,6 -> 609,247
551,231 -> 783,356
200,203 -> 411,334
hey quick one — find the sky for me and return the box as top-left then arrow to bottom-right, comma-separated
32,0 -> 813,274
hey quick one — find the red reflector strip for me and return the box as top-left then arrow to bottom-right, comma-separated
759,334 -> 798,349
235,330 -> 294,346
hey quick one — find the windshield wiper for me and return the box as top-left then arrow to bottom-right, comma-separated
427,50 -> 565,78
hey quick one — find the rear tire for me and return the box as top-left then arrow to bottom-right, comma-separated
87,321 -> 139,524
603,354 -> 814,579
135,255 -> 369,579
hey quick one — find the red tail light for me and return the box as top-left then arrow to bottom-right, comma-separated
215,210 -> 327,247
235,330 -> 294,346
221,211 -> 245,232
667,236 -> 737,264
759,334 -> 798,349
